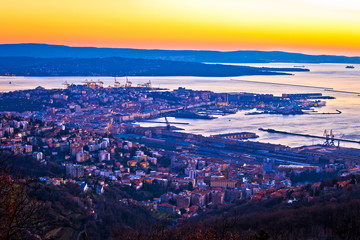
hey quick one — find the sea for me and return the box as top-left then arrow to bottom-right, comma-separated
1,63 -> 360,149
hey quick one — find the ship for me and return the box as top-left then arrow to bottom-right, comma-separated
346,65 -> 355,69
173,111 -> 217,119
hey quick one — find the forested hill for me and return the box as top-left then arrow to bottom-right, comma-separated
1,43 -> 359,63
0,56 -> 308,77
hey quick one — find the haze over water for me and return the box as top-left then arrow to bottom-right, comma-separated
1,63 -> 360,148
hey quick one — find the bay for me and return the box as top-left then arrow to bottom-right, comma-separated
1,63 -> 360,148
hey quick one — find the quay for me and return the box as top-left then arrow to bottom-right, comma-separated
211,132 -> 259,140
259,128 -> 360,144
230,79 -> 333,90
139,120 -> 189,125
308,109 -> 342,115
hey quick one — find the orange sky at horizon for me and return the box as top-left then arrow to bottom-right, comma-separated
1,0 -> 360,56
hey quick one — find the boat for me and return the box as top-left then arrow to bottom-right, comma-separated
173,111 -> 217,119
346,65 -> 355,69
245,111 -> 264,115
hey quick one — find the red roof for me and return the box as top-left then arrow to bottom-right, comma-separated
158,203 -> 175,208
189,205 -> 199,213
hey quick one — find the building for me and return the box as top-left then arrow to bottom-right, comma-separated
66,164 -> 84,178
191,193 -> 206,206
135,170 -> 146,176
127,160 -> 137,167
139,161 -> 149,169
24,144 -> 33,153
80,182 -> 88,192
160,192 -> 177,203
96,185 -> 104,195
32,152 -> 44,161
76,151 -> 90,162
188,169 -> 197,179
99,150 -> 111,161
225,190 -> 243,202
70,144 -> 83,156
157,203 -> 176,214
211,132 -> 258,140
263,158 -> 276,176
176,193 -> 191,209
212,191 -> 225,205
210,179 -> 237,188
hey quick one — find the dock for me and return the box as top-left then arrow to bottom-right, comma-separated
231,79 -> 360,95
307,109 -> 342,115
139,120 -> 189,125
259,128 -> 360,144
211,132 -> 259,140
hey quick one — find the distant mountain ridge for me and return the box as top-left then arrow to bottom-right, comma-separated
1,43 -> 359,64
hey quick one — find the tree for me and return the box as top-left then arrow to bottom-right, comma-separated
0,154 -> 46,239
187,182 -> 194,191
254,229 -> 270,240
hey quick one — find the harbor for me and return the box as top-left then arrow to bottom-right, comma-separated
259,128 -> 360,145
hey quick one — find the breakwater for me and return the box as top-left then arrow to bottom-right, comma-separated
259,128 -> 360,144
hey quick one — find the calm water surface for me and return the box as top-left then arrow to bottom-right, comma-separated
1,63 -> 360,148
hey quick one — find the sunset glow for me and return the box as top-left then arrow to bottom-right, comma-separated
1,0 -> 360,55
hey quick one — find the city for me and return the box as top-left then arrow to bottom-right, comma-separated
1,0 -> 360,239
1,81 -> 360,238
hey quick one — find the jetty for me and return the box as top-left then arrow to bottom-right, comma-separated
259,128 -> 360,144
139,120 -> 189,125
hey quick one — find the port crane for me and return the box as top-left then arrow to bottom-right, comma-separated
83,79 -> 97,89
83,79 -> 102,89
125,77 -> 132,88
89,80 -> 97,89
323,129 -> 335,146
97,79 -> 104,88
62,81 -> 70,89
113,77 -> 124,88
137,80 -> 152,88
164,116 -> 171,131
84,79 -> 90,88
259,128 -> 360,145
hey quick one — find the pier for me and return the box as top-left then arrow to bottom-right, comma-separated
231,79 -> 360,95
230,79 -> 333,90
139,120 -> 189,125
307,109 -> 342,115
259,128 -> 360,144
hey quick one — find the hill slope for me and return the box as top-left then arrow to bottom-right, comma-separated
0,43 -> 359,63
0,56 -> 308,77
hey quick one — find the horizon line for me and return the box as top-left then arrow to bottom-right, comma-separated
1,42 -> 360,58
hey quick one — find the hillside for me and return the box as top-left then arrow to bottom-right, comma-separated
0,43 -> 359,63
120,175 -> 360,240
0,56 -> 308,77
3,146 -> 360,240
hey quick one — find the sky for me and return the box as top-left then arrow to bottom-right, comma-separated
1,0 -> 360,55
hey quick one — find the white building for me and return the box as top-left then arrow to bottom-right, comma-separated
99,150 -> 111,161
